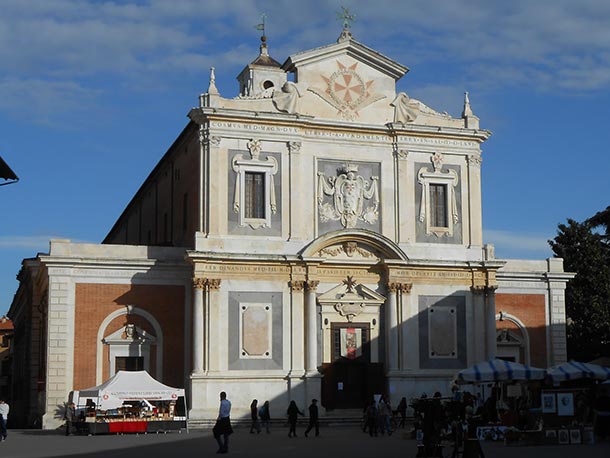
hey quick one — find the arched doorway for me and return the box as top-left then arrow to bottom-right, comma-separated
301,229 -> 408,410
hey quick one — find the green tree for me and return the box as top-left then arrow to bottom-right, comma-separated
549,218 -> 610,360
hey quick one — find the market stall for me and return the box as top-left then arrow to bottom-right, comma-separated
455,359 -> 546,445
540,360 -> 610,445
70,370 -> 187,435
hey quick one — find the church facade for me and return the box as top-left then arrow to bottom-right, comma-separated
9,29 -> 571,429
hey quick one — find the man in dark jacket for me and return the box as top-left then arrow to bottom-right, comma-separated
305,399 -> 320,437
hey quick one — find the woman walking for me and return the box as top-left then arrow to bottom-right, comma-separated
286,400 -> 304,437
250,399 -> 261,434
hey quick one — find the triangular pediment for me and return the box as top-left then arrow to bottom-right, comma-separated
278,38 -> 407,123
282,38 -> 408,81
318,278 -> 385,322
318,281 -> 385,304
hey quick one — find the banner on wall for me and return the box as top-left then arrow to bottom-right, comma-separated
340,327 -> 362,360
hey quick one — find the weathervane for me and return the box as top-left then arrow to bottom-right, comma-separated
255,13 -> 267,37
337,6 -> 355,30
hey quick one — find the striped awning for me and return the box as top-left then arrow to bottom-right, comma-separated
547,361 -> 610,383
456,358 -> 546,384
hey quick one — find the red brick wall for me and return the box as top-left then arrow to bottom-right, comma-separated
74,283 -> 185,390
496,293 -> 547,367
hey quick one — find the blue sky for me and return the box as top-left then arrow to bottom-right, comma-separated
2,0 -> 610,315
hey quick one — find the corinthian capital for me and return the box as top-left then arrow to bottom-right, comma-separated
306,280 -> 320,291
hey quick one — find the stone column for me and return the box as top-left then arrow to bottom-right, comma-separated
386,282 -> 400,372
471,286 -> 486,362
305,280 -> 319,373
289,280 -> 306,375
192,278 -> 206,373
485,287 -> 497,360
206,279 -> 222,371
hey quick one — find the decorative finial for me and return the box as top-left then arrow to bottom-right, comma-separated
336,6 -> 355,42
207,67 -> 219,95
462,91 -> 473,118
343,276 -> 357,293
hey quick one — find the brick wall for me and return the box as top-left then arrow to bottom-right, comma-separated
74,283 -> 185,389
496,293 -> 547,367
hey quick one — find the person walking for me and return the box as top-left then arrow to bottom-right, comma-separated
212,392 -> 233,454
396,397 -> 407,428
259,400 -> 271,433
249,399 -> 261,434
65,402 -> 76,436
286,400 -> 304,438
0,399 -> 9,442
365,398 -> 377,437
304,399 -> 320,437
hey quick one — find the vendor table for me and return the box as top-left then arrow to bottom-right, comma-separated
109,421 -> 148,433
84,420 -> 186,435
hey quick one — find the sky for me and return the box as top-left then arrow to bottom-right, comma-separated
2,0 -> 610,315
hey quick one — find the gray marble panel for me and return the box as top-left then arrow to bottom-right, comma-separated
418,295 -> 467,369
228,291 -> 283,370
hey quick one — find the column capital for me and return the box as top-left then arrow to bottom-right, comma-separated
387,282 -> 412,293
207,279 -> 222,290
289,280 -> 305,291
305,280 -> 320,291
193,278 -> 207,290
471,285 -> 496,295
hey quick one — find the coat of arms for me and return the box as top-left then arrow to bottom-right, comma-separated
317,163 -> 379,228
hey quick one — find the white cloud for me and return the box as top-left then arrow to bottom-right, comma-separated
0,236 -> 56,251
1,0 -> 610,123
484,229 -> 553,259
0,235 -> 94,251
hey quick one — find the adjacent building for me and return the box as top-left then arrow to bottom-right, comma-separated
9,28 -> 572,429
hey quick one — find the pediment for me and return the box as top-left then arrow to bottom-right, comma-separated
318,278 -> 385,322
282,38 -> 408,81
318,281 -> 385,304
279,39 -> 407,123
103,324 -> 156,345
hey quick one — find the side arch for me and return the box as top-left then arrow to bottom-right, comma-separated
496,311 -> 531,365
96,305 -> 164,384
301,229 -> 408,260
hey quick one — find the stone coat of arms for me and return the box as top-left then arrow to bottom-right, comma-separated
317,163 -> 379,228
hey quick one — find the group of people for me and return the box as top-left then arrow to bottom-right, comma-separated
362,395 -> 408,437
213,393 -> 321,454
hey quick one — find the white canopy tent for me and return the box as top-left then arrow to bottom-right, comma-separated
456,359 -> 546,384
72,370 -> 187,421
546,361 -> 610,383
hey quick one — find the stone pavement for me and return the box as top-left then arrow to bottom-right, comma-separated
0,426 -> 608,458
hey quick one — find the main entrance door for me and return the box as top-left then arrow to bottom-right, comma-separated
321,323 -> 385,410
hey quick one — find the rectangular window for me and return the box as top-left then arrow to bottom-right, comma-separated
244,172 -> 265,219
430,184 -> 448,227
115,356 -> 144,372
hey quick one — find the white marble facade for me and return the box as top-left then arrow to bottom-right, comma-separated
11,30 -> 572,428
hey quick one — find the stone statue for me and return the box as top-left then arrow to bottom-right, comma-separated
272,81 -> 302,114
390,92 -> 418,124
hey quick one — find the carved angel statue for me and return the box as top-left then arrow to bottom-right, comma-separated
317,164 -> 379,228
